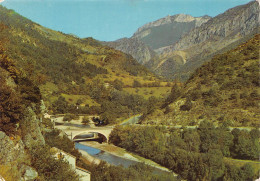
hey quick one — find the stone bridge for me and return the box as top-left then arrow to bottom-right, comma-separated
63,127 -> 113,142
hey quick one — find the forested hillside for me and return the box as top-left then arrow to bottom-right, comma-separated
0,5 -> 170,124
0,25 -> 84,179
110,123 -> 259,180
142,34 -> 260,127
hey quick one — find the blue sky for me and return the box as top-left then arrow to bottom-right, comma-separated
1,0 -> 252,41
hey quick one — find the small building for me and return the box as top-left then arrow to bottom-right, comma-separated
51,147 -> 91,181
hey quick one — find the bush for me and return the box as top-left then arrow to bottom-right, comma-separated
81,116 -> 90,125
41,118 -> 54,129
63,114 -> 76,122
133,80 -> 142,88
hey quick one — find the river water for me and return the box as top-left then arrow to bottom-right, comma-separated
75,143 -> 175,176
75,143 -> 137,167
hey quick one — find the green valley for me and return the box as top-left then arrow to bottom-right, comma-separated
0,1 -> 259,181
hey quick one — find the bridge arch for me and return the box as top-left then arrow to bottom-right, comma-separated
72,131 -> 110,143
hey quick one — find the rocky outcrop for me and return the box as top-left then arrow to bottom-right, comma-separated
0,131 -> 38,181
0,132 -> 26,166
0,100 -> 46,180
22,166 -> 38,181
20,107 -> 45,150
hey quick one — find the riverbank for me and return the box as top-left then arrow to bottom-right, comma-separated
79,149 -> 101,165
79,141 -> 174,174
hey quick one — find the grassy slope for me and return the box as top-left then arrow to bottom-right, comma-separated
142,34 -> 260,127
0,6 -> 169,112
123,87 -> 171,100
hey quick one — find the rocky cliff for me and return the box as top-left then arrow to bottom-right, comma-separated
133,14 -> 211,50
153,1 -> 259,80
171,1 -> 259,51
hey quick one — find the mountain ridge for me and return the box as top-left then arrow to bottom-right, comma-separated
133,14 -> 211,42
154,1 -> 259,80
104,1 -> 259,81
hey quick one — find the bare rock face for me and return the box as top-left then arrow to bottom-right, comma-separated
0,131 -> 38,181
22,166 -> 38,181
172,1 -> 259,51
132,14 -> 211,50
133,14 -> 210,38
0,132 -> 25,165
20,107 -> 45,150
153,1 -> 260,80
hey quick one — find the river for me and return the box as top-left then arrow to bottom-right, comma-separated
75,143 -> 137,167
75,143 -> 176,176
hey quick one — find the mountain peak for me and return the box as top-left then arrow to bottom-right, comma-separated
174,14 -> 195,22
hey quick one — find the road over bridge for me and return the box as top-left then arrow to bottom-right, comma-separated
63,127 -> 113,142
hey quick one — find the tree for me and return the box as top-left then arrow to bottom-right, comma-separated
198,121 -> 218,153
183,129 -> 201,152
240,164 -> 255,180
81,116 -> 90,125
76,99 -> 83,106
112,79 -> 124,91
132,80 -> 142,88
63,114 -> 74,122
0,76 -> 23,135
52,96 -> 68,114
231,129 -> 259,160
145,96 -> 159,114
165,83 -> 182,105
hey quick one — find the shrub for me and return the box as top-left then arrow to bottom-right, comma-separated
133,80 -> 142,88
63,114 -> 75,122
41,118 -> 53,129
81,116 -> 90,125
